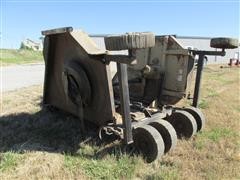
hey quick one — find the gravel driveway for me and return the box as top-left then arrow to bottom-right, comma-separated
1,64 -> 45,92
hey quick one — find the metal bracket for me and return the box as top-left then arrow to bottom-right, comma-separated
42,27 -> 73,36
105,49 -> 137,65
98,123 -> 124,140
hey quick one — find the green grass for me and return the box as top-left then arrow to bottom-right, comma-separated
206,88 -> 219,98
193,126 -> 238,150
144,168 -> 179,180
63,142 -> 140,179
235,107 -> 240,112
64,153 -> 138,179
198,99 -> 209,109
63,143 -> 139,179
0,152 -> 22,172
206,128 -> 237,142
0,49 -> 43,65
193,134 -> 206,150
207,71 -> 236,85
197,128 -> 237,143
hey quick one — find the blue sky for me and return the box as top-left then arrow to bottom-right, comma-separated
0,0 -> 239,49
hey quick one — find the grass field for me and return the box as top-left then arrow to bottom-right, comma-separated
0,65 -> 239,179
0,49 -> 43,66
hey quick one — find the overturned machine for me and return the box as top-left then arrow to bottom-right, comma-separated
41,27 -> 238,162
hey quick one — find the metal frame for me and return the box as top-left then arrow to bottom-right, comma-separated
107,48 -> 227,144
105,48 -> 228,143
191,49 -> 225,107
104,50 -> 139,144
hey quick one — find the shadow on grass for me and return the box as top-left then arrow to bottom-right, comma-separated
0,108 -> 130,159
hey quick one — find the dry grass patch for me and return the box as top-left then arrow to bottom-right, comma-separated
0,152 -> 86,180
0,65 -> 239,179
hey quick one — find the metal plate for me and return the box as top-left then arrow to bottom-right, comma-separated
43,33 -> 115,126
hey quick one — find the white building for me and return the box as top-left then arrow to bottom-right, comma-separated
21,38 -> 43,51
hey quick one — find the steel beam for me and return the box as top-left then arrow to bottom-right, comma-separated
117,63 -> 133,144
192,54 -> 204,107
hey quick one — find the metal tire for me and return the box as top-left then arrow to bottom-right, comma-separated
148,119 -> 177,153
166,110 -> 197,139
104,32 -> 155,50
210,38 -> 238,49
182,107 -> 205,132
133,124 -> 165,163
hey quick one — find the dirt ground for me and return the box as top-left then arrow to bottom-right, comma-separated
0,65 -> 239,179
